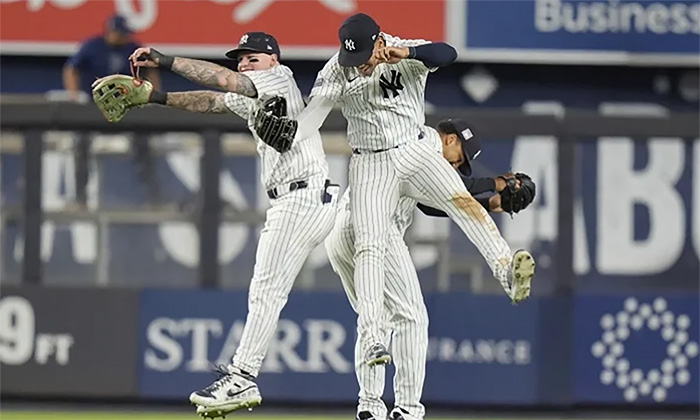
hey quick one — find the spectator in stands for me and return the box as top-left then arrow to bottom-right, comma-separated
63,14 -> 160,98
63,14 -> 161,207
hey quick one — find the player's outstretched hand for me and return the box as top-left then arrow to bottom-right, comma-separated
374,46 -> 409,64
129,47 -> 168,68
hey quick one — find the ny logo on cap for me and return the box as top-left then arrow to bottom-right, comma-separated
344,39 -> 355,51
240,34 -> 249,44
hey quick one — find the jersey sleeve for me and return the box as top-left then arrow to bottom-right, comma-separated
417,195 -> 490,217
468,177 -> 498,195
223,92 -> 255,119
309,55 -> 344,102
385,34 -> 435,74
243,68 -> 289,98
396,38 -> 432,48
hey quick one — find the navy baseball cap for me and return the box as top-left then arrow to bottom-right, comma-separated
105,15 -> 132,34
437,118 -> 482,176
226,32 -> 281,59
337,13 -> 380,67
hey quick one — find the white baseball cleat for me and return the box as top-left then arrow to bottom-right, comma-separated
189,364 -> 262,418
365,343 -> 392,366
510,249 -> 536,304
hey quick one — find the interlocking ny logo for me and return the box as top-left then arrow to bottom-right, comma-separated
379,70 -> 404,99
344,39 -> 355,51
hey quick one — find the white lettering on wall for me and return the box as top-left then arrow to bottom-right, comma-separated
597,137 -> 685,274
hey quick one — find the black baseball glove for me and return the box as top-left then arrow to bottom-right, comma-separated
252,96 -> 297,153
498,172 -> 536,216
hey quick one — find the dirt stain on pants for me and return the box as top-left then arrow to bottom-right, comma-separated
450,193 -> 486,223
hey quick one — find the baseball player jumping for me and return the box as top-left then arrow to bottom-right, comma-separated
254,13 -> 536,374
325,118 -> 536,420
91,32 -> 339,418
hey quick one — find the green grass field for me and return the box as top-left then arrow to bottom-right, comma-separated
0,411 -> 671,420
0,412 -> 469,420
0,411 -> 526,420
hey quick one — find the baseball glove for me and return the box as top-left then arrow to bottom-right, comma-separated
252,96 -> 297,153
498,172 -> 536,216
91,74 -> 153,123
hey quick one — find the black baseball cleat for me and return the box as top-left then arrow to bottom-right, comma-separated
357,411 -> 377,420
365,343 -> 391,366
388,407 -> 411,420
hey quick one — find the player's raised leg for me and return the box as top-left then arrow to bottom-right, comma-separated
397,141 -> 535,301
349,153 -> 400,364
190,189 -> 337,416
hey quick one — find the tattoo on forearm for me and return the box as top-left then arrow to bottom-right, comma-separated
166,91 -> 229,114
171,57 -> 257,97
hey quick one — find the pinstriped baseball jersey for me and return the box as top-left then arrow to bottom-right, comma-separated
218,63 -> 339,379
313,29 -> 518,402
310,33 -> 433,151
224,64 -> 329,191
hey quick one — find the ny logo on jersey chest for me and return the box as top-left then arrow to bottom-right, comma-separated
379,70 -> 404,99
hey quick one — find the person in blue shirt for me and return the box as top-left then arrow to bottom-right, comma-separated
63,14 -> 161,206
63,14 -> 160,99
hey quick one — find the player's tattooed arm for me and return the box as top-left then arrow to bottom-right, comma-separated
171,58 -> 258,97
130,47 -> 258,97
149,91 -> 230,114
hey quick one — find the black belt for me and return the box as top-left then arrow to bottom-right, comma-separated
267,180 -> 308,199
352,132 -> 424,155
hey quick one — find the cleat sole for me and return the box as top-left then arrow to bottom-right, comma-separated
511,250 -> 536,304
366,354 -> 392,367
196,397 -> 262,418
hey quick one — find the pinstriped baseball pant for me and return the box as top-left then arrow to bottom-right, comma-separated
349,138 -> 513,356
326,201 -> 428,420
232,187 -> 337,376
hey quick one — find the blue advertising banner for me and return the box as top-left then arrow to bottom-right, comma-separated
138,290 -> 554,404
575,294 -> 699,404
464,0 -> 700,63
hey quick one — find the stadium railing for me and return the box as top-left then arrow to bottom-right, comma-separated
1,100 -> 697,293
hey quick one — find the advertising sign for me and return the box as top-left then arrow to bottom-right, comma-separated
575,294 -> 699,404
0,0 -> 445,58
463,0 -> 700,65
138,289 -> 548,404
0,286 -> 140,397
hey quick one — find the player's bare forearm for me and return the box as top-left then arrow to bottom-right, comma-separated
165,91 -> 229,114
171,57 -> 258,97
